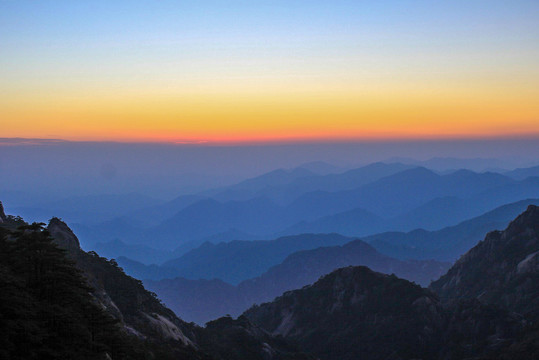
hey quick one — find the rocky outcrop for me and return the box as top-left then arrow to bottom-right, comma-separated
0,201 -> 6,223
47,217 -> 81,252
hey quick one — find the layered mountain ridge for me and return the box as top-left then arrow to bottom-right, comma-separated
145,238 -> 450,324
65,163 -> 539,259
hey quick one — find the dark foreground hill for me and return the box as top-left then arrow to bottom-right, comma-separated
0,203 -> 312,360
244,266 -> 523,360
0,217 -> 204,359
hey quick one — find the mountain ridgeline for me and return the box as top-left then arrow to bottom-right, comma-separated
144,238 -> 450,324
366,198 -> 539,261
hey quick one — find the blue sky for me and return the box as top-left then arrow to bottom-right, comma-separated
1,1 -> 538,142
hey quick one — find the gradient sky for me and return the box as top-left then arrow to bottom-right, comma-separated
1,0 -> 538,143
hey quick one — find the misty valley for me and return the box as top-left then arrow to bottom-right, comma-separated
3,159 -> 539,359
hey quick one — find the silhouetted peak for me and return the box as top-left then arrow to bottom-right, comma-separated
461,204 -> 539,264
0,201 -> 6,222
482,204 -> 539,247
243,265 -> 441,360
510,204 -> 539,228
323,265 -> 378,281
317,265 -> 397,289
47,217 -> 81,252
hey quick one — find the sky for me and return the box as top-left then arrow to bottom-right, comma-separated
1,0 -> 539,143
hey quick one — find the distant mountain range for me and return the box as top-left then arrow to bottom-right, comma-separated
144,238 -> 450,324
204,162 -> 414,204
504,165 -> 539,180
119,233 -> 353,284
117,199 -> 539,285
139,199 -> 539,325
72,163 -> 539,257
366,198 -> 539,261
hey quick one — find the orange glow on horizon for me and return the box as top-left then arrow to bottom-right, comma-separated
2,1 -> 538,145
3,87 -> 538,144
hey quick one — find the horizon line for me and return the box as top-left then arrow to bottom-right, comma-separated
2,133 -> 539,147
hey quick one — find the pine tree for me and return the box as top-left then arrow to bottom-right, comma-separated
0,222 -> 130,359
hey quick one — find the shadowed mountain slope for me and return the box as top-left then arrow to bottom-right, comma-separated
431,204 -> 539,318
244,266 -> 523,360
